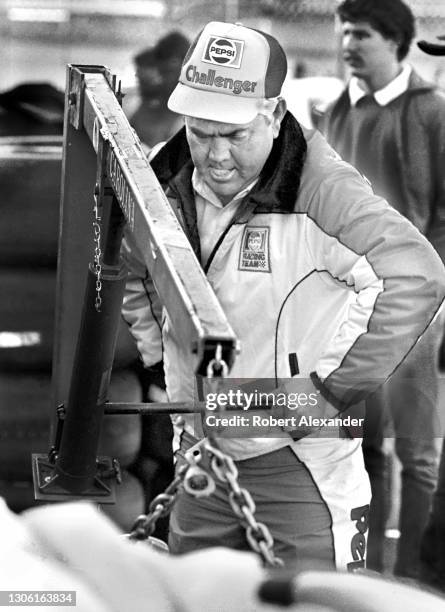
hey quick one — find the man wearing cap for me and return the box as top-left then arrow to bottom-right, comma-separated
322,0 -> 445,579
121,21 -> 445,570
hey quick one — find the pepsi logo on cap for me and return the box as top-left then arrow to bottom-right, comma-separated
202,36 -> 244,68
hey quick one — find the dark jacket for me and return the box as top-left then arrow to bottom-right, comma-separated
323,70 -> 445,262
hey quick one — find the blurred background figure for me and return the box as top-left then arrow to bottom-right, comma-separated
417,30 -> 445,597
129,31 -> 190,149
294,60 -> 308,78
282,73 -> 343,129
322,0 -> 445,581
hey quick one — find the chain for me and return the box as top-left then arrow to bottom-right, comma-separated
126,343 -> 282,567
92,203 -> 102,312
125,440 -> 283,566
205,343 -> 229,443
205,441 -> 284,568
205,346 -> 282,566
126,345 -> 229,541
125,462 -> 189,541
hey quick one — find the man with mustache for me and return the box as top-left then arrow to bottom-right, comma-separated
323,0 -> 445,580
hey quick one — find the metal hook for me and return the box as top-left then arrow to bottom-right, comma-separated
207,343 -> 228,379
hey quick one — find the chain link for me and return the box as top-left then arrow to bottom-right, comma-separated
205,441 -> 284,568
125,462 -> 189,541
125,440 -> 282,566
92,203 -> 102,312
205,343 -> 229,443
125,342 -> 282,567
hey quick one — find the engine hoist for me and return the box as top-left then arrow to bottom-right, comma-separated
31,65 -> 281,567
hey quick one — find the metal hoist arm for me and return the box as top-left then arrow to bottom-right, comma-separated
69,64 -> 238,375
32,65 -> 238,502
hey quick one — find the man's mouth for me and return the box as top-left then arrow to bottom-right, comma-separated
209,167 -> 235,181
344,55 -> 362,67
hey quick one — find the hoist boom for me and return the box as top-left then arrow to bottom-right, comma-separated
32,64 -> 238,502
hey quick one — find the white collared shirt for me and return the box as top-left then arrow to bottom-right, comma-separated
348,64 -> 412,107
192,169 -> 258,266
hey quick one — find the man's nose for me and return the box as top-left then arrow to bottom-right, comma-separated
343,33 -> 357,52
208,138 -> 230,162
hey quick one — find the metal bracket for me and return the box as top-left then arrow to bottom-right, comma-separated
68,65 -> 114,130
47,404 -> 65,464
32,454 -> 116,503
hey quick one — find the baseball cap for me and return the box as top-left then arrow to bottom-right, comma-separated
167,21 -> 287,124
417,35 -> 445,56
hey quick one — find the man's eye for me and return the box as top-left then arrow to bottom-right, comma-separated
231,132 -> 247,142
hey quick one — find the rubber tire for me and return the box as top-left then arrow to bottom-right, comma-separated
100,469 -> 145,533
0,267 -> 139,372
0,139 -> 62,267
0,369 -> 142,480
0,470 -> 146,533
99,369 -> 143,468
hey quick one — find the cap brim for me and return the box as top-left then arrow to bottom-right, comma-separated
168,82 -> 261,124
417,39 -> 445,56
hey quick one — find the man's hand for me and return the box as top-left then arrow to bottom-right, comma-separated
276,377 -> 341,440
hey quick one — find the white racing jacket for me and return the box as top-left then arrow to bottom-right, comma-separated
122,113 -> 445,460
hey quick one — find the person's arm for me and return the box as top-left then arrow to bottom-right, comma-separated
120,231 -> 163,368
425,96 -> 445,265
305,161 -> 445,410
120,142 -> 171,369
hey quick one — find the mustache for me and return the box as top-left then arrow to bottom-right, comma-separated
343,53 -> 362,63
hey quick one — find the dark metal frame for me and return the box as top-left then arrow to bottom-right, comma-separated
32,64 -> 238,502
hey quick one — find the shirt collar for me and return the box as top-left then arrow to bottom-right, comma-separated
192,169 -> 258,208
348,64 -> 412,107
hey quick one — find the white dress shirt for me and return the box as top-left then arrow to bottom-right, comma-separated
348,64 -> 412,107
192,169 -> 258,266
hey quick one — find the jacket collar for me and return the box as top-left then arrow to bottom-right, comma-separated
150,111 -> 307,213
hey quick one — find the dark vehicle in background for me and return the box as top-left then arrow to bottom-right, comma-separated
0,83 -> 146,530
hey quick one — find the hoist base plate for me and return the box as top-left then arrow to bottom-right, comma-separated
32,454 -> 116,503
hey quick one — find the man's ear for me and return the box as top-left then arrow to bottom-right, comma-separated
389,37 -> 400,56
272,97 -> 287,138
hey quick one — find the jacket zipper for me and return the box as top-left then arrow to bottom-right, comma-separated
204,199 -> 259,274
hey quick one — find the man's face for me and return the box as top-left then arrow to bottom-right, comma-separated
341,21 -> 399,83
247,232 -> 262,251
137,65 -> 163,98
160,58 -> 184,93
185,108 -> 282,205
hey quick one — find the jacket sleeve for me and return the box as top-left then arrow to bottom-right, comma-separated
120,230 -> 163,368
304,157 -> 445,409
424,93 -> 445,265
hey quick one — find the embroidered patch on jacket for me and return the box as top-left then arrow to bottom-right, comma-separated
238,227 -> 271,272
